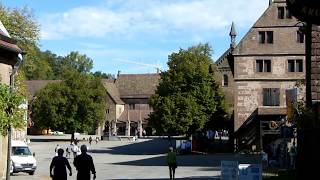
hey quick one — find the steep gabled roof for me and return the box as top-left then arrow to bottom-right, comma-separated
232,0 -> 303,56
102,79 -> 124,105
25,80 -> 60,98
0,21 -> 22,53
216,48 -> 231,68
115,74 -> 160,98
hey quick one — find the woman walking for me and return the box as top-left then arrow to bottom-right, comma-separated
167,147 -> 177,180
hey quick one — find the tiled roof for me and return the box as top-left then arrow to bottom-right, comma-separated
25,80 -> 60,98
216,48 -> 231,67
0,21 -> 22,53
102,79 -> 124,105
118,109 -> 152,122
115,74 -> 160,98
0,38 -> 22,53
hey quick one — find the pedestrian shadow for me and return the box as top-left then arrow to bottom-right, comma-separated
111,154 -> 261,167
109,176 -> 220,180
90,139 -> 170,155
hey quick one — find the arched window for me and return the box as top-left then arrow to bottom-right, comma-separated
223,74 -> 228,87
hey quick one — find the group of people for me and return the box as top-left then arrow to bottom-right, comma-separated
51,143 -> 178,180
50,144 -> 96,180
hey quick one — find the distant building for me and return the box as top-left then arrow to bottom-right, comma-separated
0,20 -> 22,179
26,73 -> 160,137
103,73 -> 160,137
217,0 -> 305,151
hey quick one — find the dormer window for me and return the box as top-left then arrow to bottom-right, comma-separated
278,7 -> 285,19
278,6 -> 292,19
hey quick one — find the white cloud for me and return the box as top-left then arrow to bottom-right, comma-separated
40,0 -> 267,40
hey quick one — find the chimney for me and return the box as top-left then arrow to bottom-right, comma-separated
229,22 -> 237,49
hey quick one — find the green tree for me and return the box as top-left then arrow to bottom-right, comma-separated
61,51 -> 93,75
32,71 -> 106,139
92,71 -> 115,79
0,4 -> 50,80
0,4 -> 39,47
148,43 -> 227,136
0,84 -> 25,136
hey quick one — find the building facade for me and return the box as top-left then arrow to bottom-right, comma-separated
218,0 -> 306,151
0,21 -> 22,179
103,73 -> 159,137
26,73 -> 160,138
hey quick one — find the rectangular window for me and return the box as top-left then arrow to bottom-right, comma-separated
278,7 -> 285,19
256,59 -> 271,72
106,109 -> 110,114
286,7 -> 292,19
263,88 -> 280,106
296,60 -> 303,72
223,74 -> 228,87
264,60 -> 271,72
259,31 -> 273,44
266,31 -> 273,44
259,31 -> 265,44
129,104 -> 135,110
256,60 -> 264,72
288,59 -> 303,72
288,60 -> 295,72
297,31 -> 304,43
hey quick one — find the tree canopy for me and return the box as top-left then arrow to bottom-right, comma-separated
0,84 -> 26,136
31,71 -> 106,135
148,44 -> 227,136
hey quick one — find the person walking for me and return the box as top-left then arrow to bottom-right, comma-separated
50,148 -> 72,180
66,147 -> 70,158
74,145 -> 96,180
89,136 -> 92,146
167,147 -> 177,180
72,143 -> 79,158
55,144 -> 61,156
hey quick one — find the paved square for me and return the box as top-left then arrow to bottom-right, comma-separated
11,138 -> 261,180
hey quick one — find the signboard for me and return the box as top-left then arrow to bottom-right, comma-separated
221,161 -> 238,180
287,0 -> 320,25
285,88 -> 298,121
238,164 -> 262,180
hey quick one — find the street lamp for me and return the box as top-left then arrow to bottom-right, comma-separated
6,54 -> 23,180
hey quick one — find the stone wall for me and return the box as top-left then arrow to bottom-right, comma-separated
0,63 -> 11,84
311,25 -> 320,102
234,80 -> 304,130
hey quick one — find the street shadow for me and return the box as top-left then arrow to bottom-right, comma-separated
109,176 -> 220,180
90,139 -> 170,155
112,154 -> 261,167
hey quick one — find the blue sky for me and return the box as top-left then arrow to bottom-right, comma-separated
2,0 -> 267,75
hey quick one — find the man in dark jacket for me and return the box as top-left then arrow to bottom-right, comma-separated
74,145 -> 96,180
50,148 -> 72,180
